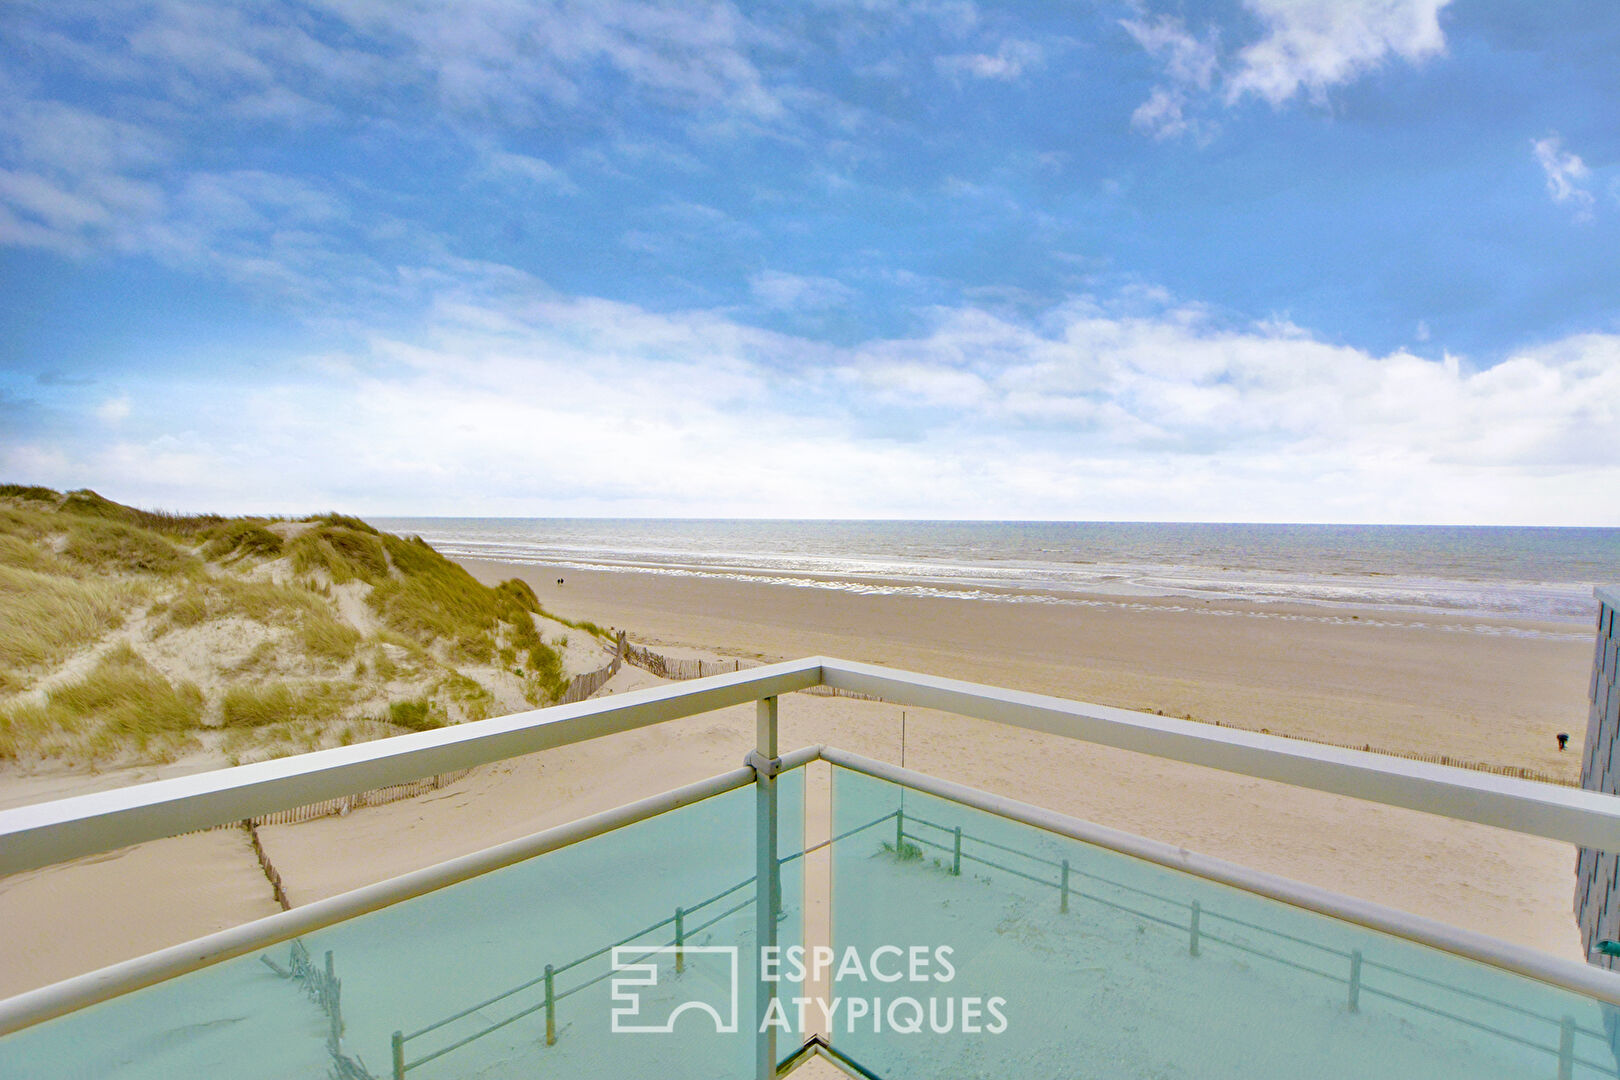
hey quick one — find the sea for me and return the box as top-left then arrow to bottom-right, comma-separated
372,519 -> 1620,633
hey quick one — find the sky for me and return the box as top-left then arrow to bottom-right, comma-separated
1,0 -> 1617,523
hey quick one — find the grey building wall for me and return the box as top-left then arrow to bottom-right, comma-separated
1576,586 -> 1620,969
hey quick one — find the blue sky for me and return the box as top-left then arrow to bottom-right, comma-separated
1,0 -> 1617,523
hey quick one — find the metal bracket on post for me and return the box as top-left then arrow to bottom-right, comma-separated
754,697 -> 780,1080
745,749 -> 784,778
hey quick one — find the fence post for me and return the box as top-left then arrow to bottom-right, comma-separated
391,1031 -> 405,1080
952,826 -> 962,876
1348,950 -> 1362,1013
1060,860 -> 1070,914
895,806 -> 905,853
329,981 -> 342,1050
325,949 -> 342,1047
755,696 -> 781,1080
1559,1015 -> 1575,1080
544,963 -> 557,1046
1189,900 -> 1201,957
675,907 -> 685,973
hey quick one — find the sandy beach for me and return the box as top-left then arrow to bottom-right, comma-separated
462,559 -> 1595,775
0,560 -> 1600,999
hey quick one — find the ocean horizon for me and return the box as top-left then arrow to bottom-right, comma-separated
374,518 -> 1620,627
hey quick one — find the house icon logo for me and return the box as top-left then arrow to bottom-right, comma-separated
610,946 -> 740,1034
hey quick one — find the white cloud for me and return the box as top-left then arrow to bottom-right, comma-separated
95,397 -> 131,422
1227,0 -> 1451,106
477,150 -> 576,193
750,270 -> 855,311
935,39 -> 1044,82
8,281 -> 1618,523
1532,134 -> 1596,222
1125,0 -> 1453,139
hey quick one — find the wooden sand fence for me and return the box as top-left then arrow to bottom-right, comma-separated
241,637 -> 627,832
622,640 -> 884,701
622,638 -> 1567,784
262,939 -> 376,1079
554,630 -> 625,705
1197,718 -> 1578,788
247,770 -> 478,828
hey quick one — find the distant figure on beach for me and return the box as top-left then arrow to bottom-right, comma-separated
1558,732 -> 1570,751
557,577 -> 564,586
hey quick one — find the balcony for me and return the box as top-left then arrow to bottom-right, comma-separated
3,658 -> 1620,1079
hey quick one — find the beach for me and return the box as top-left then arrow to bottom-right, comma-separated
2,555 -> 1598,997
460,558 -> 1594,775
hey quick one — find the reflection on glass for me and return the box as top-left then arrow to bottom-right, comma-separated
0,770 -> 804,1080
829,765 -> 1619,1080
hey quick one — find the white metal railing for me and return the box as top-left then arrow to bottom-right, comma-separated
7,657 -> 1620,876
6,656 -> 1620,1076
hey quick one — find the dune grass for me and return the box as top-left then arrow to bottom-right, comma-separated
220,680 -> 355,728
202,520 -> 284,561
62,517 -> 199,576
57,488 -> 223,537
1,485 -> 595,764
152,578 -> 315,629
0,565 -> 131,694
0,643 -> 203,761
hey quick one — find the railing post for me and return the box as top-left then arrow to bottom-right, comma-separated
1558,1015 -> 1575,1080
1189,900 -> 1201,957
1060,859 -> 1070,913
895,805 -> 904,854
544,963 -> 556,1046
755,696 -> 780,1080
391,1030 -> 405,1080
952,826 -> 962,876
1348,950 -> 1362,1013
675,906 -> 685,973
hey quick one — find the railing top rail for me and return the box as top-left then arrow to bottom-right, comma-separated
0,660 -> 822,876
7,654 -> 1620,879
811,657 -> 1620,850
0,748 -> 820,1037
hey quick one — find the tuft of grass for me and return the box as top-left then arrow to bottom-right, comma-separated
63,518 -> 198,576
0,484 -> 59,505
220,681 -> 353,728
496,578 -> 541,613
387,698 -> 442,731
0,565 -> 130,680
203,520 -> 284,561
59,489 -> 223,537
150,577 -> 324,634
308,513 -> 380,535
0,533 -> 62,574
288,525 -> 390,584
435,670 -> 495,722
0,643 -> 203,760
883,839 -> 925,862
299,613 -> 362,662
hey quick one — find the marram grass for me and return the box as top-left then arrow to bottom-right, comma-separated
0,485 -> 581,764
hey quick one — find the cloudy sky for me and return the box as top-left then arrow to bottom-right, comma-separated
1,0 -> 1617,522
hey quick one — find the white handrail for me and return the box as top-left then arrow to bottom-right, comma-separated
814,656 -> 1620,850
0,749 -> 817,1037
7,655 -> 1620,871
0,660 -> 822,875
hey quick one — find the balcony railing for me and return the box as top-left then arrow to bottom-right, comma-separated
3,658 -> 1620,1079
